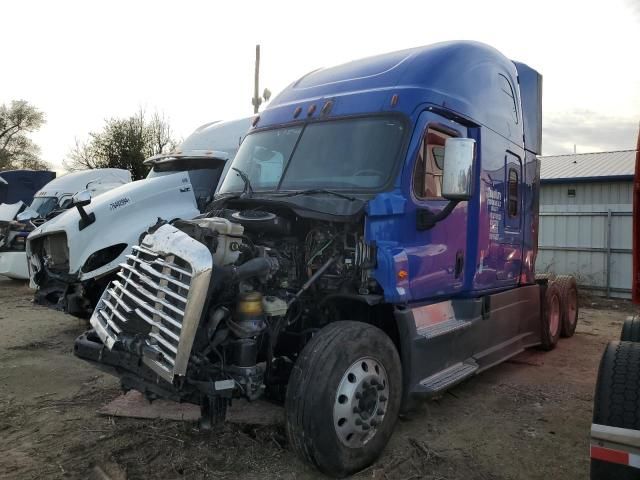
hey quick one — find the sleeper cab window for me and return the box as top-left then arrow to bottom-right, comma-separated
499,74 -> 519,125
412,128 -> 452,200
508,167 -> 518,216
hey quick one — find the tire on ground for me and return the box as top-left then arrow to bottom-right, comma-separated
539,282 -> 562,351
591,341 -> 640,479
535,272 -> 556,283
621,316 -> 640,342
285,321 -> 402,478
554,275 -> 579,338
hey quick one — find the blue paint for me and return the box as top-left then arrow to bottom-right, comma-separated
256,41 -> 542,305
0,170 -> 56,205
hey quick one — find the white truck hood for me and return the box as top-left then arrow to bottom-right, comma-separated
27,171 -> 200,280
0,202 -> 25,222
20,168 -> 131,221
33,168 -> 131,199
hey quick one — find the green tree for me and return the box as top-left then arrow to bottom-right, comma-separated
0,100 -> 48,170
65,110 -> 177,180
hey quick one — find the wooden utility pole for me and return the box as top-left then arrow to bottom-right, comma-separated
253,45 -> 261,114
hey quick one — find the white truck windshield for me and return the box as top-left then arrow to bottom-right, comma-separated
29,197 -> 60,217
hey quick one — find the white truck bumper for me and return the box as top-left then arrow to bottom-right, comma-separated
0,251 -> 29,280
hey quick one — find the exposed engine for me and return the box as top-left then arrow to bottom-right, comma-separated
80,203 -> 380,421
174,206 -> 377,403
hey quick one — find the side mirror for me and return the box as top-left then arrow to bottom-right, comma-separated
71,190 -> 92,207
442,138 -> 475,201
72,190 -> 95,230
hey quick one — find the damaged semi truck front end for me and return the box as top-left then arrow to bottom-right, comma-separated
74,42 -> 572,477
27,118 -> 251,316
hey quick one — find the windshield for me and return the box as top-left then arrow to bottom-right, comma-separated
29,196 -> 59,217
219,116 -> 405,194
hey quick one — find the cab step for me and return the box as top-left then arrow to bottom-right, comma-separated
419,360 -> 479,394
417,318 -> 471,339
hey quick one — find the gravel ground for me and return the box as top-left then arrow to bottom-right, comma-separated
0,277 -> 635,480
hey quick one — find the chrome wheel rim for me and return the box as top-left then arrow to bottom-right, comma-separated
550,294 -> 560,337
333,356 -> 389,448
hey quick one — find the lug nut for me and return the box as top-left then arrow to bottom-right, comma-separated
362,381 -> 369,389
379,395 -> 387,402
353,406 -> 361,414
371,419 -> 379,426
355,418 -> 362,426
377,384 -> 385,391
370,378 -> 379,386
377,409 -> 385,416
361,423 -> 370,431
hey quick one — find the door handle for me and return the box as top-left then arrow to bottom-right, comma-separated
455,250 -> 464,278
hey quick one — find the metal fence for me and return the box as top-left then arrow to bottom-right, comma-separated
536,202 -> 632,299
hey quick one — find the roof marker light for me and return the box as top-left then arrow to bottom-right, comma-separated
307,104 -> 316,117
321,100 -> 333,115
293,106 -> 302,118
252,116 -> 260,127
390,94 -> 399,107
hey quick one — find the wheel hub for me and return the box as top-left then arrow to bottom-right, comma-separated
333,357 -> 389,448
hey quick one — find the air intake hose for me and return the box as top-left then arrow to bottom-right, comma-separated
225,256 -> 279,282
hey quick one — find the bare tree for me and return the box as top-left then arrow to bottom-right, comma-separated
148,111 -> 178,156
0,100 -> 48,170
64,138 -> 100,170
64,110 -> 177,180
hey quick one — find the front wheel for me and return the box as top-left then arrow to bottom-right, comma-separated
285,321 -> 402,477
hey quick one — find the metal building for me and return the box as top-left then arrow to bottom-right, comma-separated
536,150 -> 636,298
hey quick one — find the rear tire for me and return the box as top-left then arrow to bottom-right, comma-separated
621,317 -> 640,342
285,321 -> 402,478
591,341 -> 640,479
555,275 -> 579,338
540,282 -> 562,350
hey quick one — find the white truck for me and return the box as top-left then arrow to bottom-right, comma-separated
26,117 -> 251,316
0,169 -> 131,279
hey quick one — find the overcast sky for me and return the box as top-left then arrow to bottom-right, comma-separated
1,0 -> 639,172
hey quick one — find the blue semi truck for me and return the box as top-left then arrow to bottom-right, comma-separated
74,41 -> 579,476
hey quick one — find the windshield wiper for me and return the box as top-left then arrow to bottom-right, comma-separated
232,167 -> 254,198
275,189 -> 357,202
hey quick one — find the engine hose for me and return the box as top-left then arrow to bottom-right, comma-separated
219,256 -> 278,283
289,255 -> 339,306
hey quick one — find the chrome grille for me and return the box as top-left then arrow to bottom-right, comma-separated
90,224 -> 213,383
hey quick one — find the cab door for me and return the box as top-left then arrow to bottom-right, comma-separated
404,111 -> 469,300
498,151 -> 523,283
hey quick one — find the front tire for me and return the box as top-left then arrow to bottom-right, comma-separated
285,321 -> 402,477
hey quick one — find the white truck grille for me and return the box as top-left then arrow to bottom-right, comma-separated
90,224 -> 213,383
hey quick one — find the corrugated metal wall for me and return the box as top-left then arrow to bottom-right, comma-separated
536,181 -> 632,298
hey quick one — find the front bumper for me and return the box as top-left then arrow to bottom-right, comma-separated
0,251 -> 29,280
74,330 -> 187,402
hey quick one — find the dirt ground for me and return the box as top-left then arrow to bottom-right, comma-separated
0,277 -> 636,480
